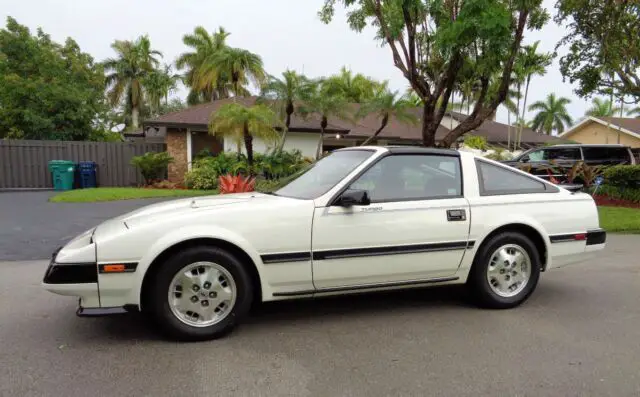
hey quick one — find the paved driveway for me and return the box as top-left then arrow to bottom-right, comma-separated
0,235 -> 639,396
0,191 -> 170,261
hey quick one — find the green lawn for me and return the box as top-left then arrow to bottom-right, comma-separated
598,206 -> 640,234
49,187 -> 218,203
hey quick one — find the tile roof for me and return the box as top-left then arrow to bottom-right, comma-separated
144,96 -> 558,144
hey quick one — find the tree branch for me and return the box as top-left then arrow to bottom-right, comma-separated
440,8 -> 530,147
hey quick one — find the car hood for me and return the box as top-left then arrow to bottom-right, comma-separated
123,192 -> 265,225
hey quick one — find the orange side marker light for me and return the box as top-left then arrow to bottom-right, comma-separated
103,264 -> 126,273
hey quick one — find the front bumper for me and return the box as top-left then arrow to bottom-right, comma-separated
42,247 -> 101,308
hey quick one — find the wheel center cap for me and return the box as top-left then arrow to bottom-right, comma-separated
199,291 -> 208,298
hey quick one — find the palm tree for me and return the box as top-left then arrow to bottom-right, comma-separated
628,106 -> 640,118
529,94 -> 573,135
322,67 -> 378,103
300,81 -> 352,159
143,64 -> 181,114
259,70 -> 314,151
176,26 -> 230,103
195,46 -> 265,99
516,42 -> 553,145
208,103 -> 280,167
103,35 -> 162,130
358,87 -> 417,146
586,98 -> 622,117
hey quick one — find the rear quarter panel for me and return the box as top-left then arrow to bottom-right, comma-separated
460,153 -> 601,270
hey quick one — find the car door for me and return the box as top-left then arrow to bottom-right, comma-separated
311,153 -> 471,290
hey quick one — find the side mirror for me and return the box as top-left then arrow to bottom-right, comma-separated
521,156 -> 529,163
337,189 -> 371,207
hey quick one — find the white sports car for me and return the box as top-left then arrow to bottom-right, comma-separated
43,146 -> 606,341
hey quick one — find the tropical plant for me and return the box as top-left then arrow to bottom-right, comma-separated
103,35 -> 162,130
143,64 -> 181,115
626,106 -> 640,118
195,46 -> 265,99
299,82 -> 352,159
529,94 -> 573,135
463,135 -> 489,151
321,67 -> 379,103
218,174 -> 256,194
130,152 -> 173,184
176,26 -> 230,103
319,0 -> 548,148
580,163 -> 606,188
514,41 -> 553,147
358,86 -> 417,146
208,103 -> 280,167
259,70 -> 314,151
585,98 -> 621,117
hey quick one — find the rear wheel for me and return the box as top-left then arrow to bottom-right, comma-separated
468,232 -> 541,309
147,246 -> 253,341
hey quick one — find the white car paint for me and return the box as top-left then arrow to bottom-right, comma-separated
42,147 -> 606,312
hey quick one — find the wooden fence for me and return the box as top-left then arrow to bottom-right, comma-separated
0,139 -> 166,189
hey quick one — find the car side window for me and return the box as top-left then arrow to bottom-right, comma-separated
547,148 -> 581,160
526,149 -> 545,162
477,160 -> 555,195
349,154 -> 462,202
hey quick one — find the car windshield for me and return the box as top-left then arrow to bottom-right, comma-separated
273,150 -> 374,199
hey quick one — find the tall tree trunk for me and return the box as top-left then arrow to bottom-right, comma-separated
278,103 -> 293,152
514,82 -> 522,151
316,117 -> 327,159
519,77 -> 532,147
361,114 -> 389,146
243,122 -> 253,169
131,106 -> 140,130
507,110 -> 511,150
422,103 -> 438,147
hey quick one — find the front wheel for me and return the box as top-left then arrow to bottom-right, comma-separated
146,246 -> 254,341
468,232 -> 541,309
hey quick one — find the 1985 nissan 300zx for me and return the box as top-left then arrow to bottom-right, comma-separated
43,146 -> 606,341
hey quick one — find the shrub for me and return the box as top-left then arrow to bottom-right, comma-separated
184,166 -> 219,190
131,152 -> 173,184
595,185 -> 640,203
603,165 -> 640,188
255,178 -> 283,193
255,149 -> 311,180
463,135 -> 489,151
219,174 -> 255,194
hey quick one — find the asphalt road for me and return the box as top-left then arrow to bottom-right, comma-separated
1,235 -> 639,397
0,191 -> 171,261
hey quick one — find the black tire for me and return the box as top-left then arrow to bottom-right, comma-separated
468,232 -> 541,309
146,246 -> 254,341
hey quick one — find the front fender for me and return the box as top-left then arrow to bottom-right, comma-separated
125,224 -> 269,307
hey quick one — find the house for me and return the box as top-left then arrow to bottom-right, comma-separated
142,96 -> 559,183
559,116 -> 640,148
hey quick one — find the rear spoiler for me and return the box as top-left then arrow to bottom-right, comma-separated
558,183 -> 584,193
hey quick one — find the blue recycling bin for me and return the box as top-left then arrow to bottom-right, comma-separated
78,161 -> 97,188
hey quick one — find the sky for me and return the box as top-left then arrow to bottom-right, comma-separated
0,0 -> 608,126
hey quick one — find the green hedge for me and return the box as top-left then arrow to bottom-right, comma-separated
595,185 -> 640,203
603,165 -> 640,188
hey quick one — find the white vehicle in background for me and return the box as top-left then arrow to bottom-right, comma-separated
43,146 -> 606,341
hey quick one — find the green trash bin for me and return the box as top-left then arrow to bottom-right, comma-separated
48,160 -> 76,191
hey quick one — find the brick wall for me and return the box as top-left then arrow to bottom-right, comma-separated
166,129 -> 188,184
